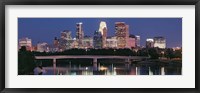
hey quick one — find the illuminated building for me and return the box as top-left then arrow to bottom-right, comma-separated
126,25 -> 129,47
93,30 -> 102,49
61,30 -> 72,40
19,37 -> 32,51
59,38 -> 74,51
76,22 -> 84,48
71,38 -> 79,48
172,47 -> 182,51
67,39 -> 75,49
127,35 -> 136,49
53,37 -> 59,47
37,42 -> 49,52
58,38 -> 67,51
115,22 -> 129,48
31,46 -> 37,51
83,36 -> 93,48
146,38 -> 154,48
135,35 -> 140,47
52,37 -> 59,52
49,44 -> 59,52
153,37 -> 166,49
61,30 -> 74,50
98,21 -> 107,48
106,36 -> 117,48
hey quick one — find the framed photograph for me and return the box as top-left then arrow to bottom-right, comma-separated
0,0 -> 199,93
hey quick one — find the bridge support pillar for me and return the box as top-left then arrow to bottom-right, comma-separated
93,58 -> 98,71
149,67 -> 153,75
161,67 -> 165,75
53,58 -> 56,75
111,63 -> 114,71
136,67 -> 140,75
125,59 -> 131,69
136,67 -> 138,75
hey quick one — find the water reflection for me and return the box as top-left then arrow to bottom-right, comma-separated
38,61 -> 182,75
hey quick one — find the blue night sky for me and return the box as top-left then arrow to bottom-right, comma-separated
18,18 -> 182,48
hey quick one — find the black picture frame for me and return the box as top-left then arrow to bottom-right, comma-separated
0,0 -> 200,93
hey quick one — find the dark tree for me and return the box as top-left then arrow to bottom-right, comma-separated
174,49 -> 182,58
19,46 -> 27,51
148,48 -> 159,59
18,47 -> 36,75
165,48 -> 175,59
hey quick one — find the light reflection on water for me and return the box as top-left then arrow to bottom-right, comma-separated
40,63 -> 182,75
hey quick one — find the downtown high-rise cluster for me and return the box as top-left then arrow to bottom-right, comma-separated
19,21 -> 167,52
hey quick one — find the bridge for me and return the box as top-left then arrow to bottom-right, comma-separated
35,55 -> 149,74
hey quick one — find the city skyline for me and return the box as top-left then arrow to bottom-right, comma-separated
18,18 -> 182,48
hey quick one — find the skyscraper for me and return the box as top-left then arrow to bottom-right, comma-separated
115,22 -> 129,48
61,30 -> 72,40
154,37 -> 166,49
53,37 -> 59,47
51,37 -> 59,52
93,30 -> 102,49
83,36 -> 93,48
58,38 -> 67,51
60,30 -> 74,50
98,21 -> 107,48
76,22 -> 84,48
19,37 -> 32,51
146,38 -> 154,48
125,25 -> 129,48
135,35 -> 140,47
127,35 -> 136,49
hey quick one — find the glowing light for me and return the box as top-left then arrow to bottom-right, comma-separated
98,21 -> 107,35
77,22 -> 82,25
99,66 -> 107,71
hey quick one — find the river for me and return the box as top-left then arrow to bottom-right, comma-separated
37,60 -> 182,75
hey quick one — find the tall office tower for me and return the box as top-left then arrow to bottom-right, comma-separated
98,21 -> 107,48
83,36 -> 93,48
93,30 -> 102,49
53,37 -> 59,47
61,30 -> 72,40
60,30 -> 74,50
51,37 -> 59,52
135,35 -> 140,47
58,38 -> 68,51
146,38 -> 154,48
19,37 -> 32,51
76,22 -> 84,48
153,37 -> 166,49
127,35 -> 136,49
115,22 -> 129,48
